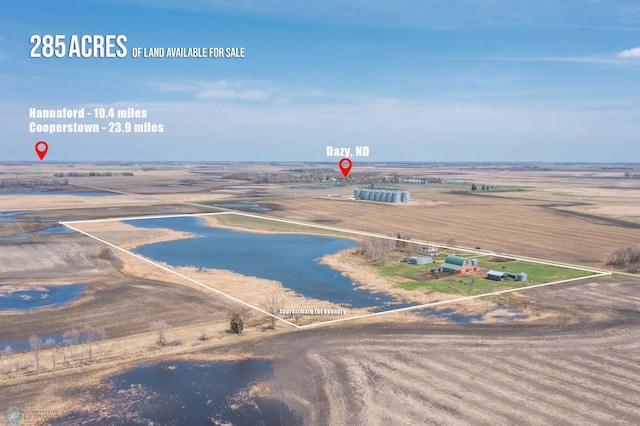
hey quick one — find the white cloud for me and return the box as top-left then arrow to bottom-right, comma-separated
457,53 -> 640,65
197,87 -> 270,101
152,79 -> 273,102
150,79 -> 384,105
618,47 -> 640,58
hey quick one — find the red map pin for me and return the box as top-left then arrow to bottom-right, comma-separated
35,141 -> 49,160
339,158 -> 352,177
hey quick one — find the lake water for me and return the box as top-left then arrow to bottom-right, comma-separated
0,283 -> 88,351
125,217 -> 410,310
52,359 -> 301,425
0,284 -> 87,312
0,284 -> 87,311
212,203 -> 271,212
0,332 -> 88,352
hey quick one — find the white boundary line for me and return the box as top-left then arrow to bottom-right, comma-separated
61,211 -> 612,329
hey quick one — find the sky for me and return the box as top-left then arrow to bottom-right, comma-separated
1,0 -> 639,162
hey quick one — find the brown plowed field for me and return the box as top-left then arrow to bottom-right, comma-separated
8,276 -> 636,425
246,276 -> 640,424
262,193 -> 640,264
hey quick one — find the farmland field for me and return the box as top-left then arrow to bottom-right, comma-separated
1,162 -> 640,424
264,190 -> 640,266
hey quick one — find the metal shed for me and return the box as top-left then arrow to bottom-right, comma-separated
487,270 -> 505,281
408,256 -> 433,265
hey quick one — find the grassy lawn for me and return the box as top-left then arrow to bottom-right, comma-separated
368,252 -> 595,296
395,276 -> 529,295
480,259 -> 592,282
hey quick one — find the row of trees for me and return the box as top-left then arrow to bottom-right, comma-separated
0,178 -> 69,189
53,172 -> 134,177
3,301 -> 288,377
355,234 -> 414,265
471,184 -> 493,191
607,246 -> 640,273
1,325 -> 107,377
355,237 -> 396,265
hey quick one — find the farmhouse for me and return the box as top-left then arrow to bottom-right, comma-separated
440,255 -> 479,274
418,245 -> 439,256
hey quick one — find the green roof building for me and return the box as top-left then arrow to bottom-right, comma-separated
440,255 -> 478,274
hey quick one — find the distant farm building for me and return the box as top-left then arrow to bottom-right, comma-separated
405,256 -> 433,265
354,187 -> 410,203
437,256 -> 479,274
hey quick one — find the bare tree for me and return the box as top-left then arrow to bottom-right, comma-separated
151,321 -> 170,346
83,324 -> 99,362
1,345 -> 12,376
29,334 -> 42,373
607,246 -> 640,273
355,238 -> 374,256
395,233 -> 412,250
403,243 -> 417,257
63,328 -> 80,366
356,237 -> 395,264
263,295 -> 285,329
96,327 -> 107,363
373,237 -> 396,265
44,338 -> 56,370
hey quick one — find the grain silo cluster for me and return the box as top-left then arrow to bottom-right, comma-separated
353,187 -> 410,203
